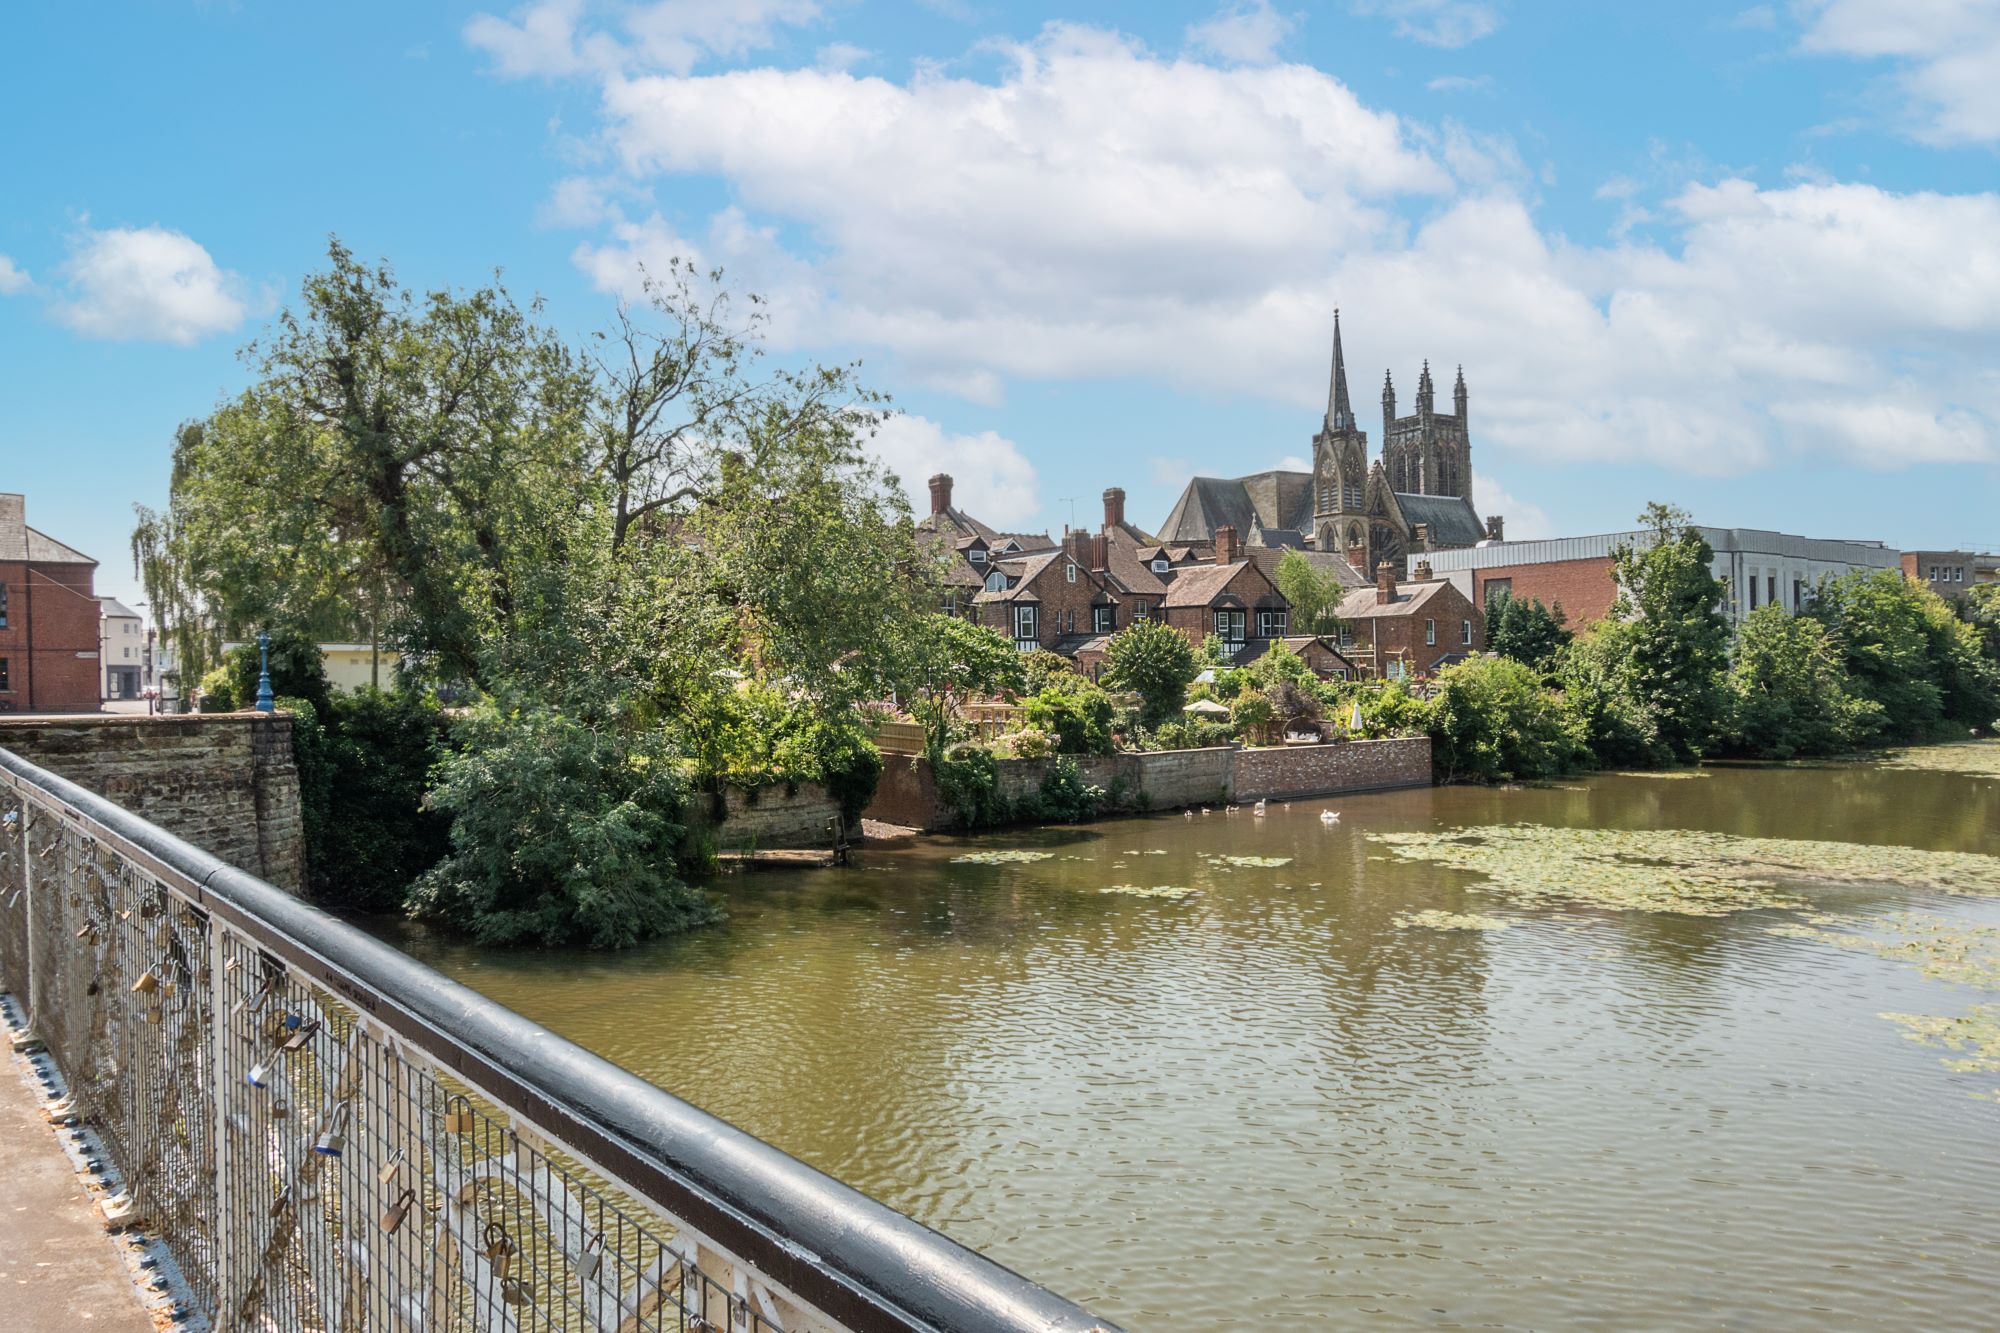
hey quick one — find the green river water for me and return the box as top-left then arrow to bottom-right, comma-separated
392,749 -> 2000,1330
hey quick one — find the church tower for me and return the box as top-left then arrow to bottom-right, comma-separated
1382,358 -> 1473,502
1311,310 -> 1370,562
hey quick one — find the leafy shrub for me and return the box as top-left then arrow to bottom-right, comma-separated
409,702 -> 716,948
222,627 -> 334,716
1018,755 -> 1105,823
1020,682 -> 1116,754
1723,605 -> 1882,758
1104,620 -> 1199,726
1486,593 -> 1573,671
197,665 -> 237,712
1426,656 -> 1582,783
935,743 -> 1008,827
310,688 -> 451,912
997,728 -> 1057,759
1134,716 -> 1236,751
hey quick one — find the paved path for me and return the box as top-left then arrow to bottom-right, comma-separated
0,1053 -> 155,1331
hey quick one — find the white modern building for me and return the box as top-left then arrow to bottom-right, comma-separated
98,596 -> 147,699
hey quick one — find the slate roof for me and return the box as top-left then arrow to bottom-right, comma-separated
1054,633 -> 1112,659
1157,471 -> 1314,543
98,596 -> 142,620
1161,561 -> 1281,609
1100,527 -> 1169,597
1244,546 -> 1368,589
1392,492 -> 1485,548
0,493 -> 96,565
972,551 -> 1060,604
1332,578 -> 1458,621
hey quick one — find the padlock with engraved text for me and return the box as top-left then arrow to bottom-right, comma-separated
380,1187 -> 417,1235
442,1094 -> 475,1135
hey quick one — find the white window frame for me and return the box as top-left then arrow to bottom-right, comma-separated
1013,605 -> 1039,647
969,548 -> 986,566
1066,562 -> 1077,584
1425,618 -> 1436,646
1093,604 -> 1115,634
1214,608 -> 1246,644
1152,558 -> 1170,573
1461,619 -> 1472,646
1256,609 -> 1287,638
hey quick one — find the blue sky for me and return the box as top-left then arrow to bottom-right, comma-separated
4,0 -> 1998,612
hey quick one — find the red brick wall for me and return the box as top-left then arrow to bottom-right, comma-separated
1471,556 -> 1617,625
0,560 -> 101,713
977,552 -> 1117,649
1164,563 -> 1281,648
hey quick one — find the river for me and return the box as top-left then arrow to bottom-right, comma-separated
392,750 -> 2000,1330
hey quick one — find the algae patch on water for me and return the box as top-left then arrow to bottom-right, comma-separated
1217,855 -> 1293,869
1394,909 -> 1512,931
951,849 -> 1057,865
1101,884 -> 1197,901
1879,741 -> 2000,778
1768,913 -> 2000,990
1882,1006 -> 2000,1088
1372,826 -> 2000,916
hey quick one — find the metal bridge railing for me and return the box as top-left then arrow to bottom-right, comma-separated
0,747 -> 1121,1333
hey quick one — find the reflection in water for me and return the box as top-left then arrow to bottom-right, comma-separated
390,760 -> 2000,1330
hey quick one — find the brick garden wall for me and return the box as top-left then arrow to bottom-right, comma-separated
0,712 -> 304,891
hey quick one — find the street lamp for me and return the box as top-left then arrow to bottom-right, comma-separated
254,631 -> 275,713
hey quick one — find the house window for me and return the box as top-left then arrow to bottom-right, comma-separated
1793,578 -> 1805,609
1214,609 -> 1246,644
1013,605 -> 1039,648
0,657 -> 8,691
1425,619 -> 1436,646
969,548 -> 986,565
0,584 -> 7,629
1094,604 -> 1115,634
1133,601 -> 1150,621
1257,609 -> 1287,638
984,570 -> 1007,592
1338,625 -> 1354,647
1461,619 -> 1473,646
1066,562 -> 1078,583
1767,574 -> 1777,607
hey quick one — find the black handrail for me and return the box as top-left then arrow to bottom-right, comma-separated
0,746 -> 1120,1333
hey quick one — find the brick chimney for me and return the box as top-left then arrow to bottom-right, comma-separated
1485,514 -> 1505,542
1376,560 -> 1396,605
1068,528 -> 1092,565
927,473 -> 952,516
1411,521 -> 1430,551
1102,487 -> 1126,530
1215,525 -> 1239,566
1090,532 -> 1108,572
1414,559 -> 1435,582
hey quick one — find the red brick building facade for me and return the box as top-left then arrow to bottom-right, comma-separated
0,493 -> 102,713
1332,561 -> 1485,679
1471,556 -> 1618,625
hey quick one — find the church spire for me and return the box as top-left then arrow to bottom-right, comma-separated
1324,308 -> 1355,432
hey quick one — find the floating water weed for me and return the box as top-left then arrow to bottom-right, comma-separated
1879,742 -> 2000,778
1394,910 -> 1512,931
1371,826 -> 2000,916
1609,770 -> 1710,780
1219,855 -> 1293,869
1767,914 -> 2000,989
950,849 -> 1057,865
1101,884 -> 1197,901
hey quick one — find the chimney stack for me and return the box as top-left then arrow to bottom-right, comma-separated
1068,528 -> 1092,565
1411,522 -> 1430,552
1102,487 -> 1126,531
1414,559 -> 1435,582
927,473 -> 953,516
1485,514 -> 1505,542
1376,560 -> 1396,605
1215,525 -> 1239,567
1090,533 -> 1108,572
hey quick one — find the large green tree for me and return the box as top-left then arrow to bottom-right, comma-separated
891,614 -> 1026,756
1486,592 -> 1572,672
1273,550 -> 1347,636
1104,619 -> 1199,727
1725,605 -> 1882,758
1603,503 -> 1734,764
1807,569 -> 2000,738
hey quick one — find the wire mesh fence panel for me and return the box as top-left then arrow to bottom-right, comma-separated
0,747 -> 1122,1333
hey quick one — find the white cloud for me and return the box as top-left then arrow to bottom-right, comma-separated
1186,1 -> 1297,65
815,41 -> 869,72
1797,0 -> 2000,143
51,226 -> 250,345
466,0 -> 820,78
516,19 -> 2000,479
1472,471 -> 1551,539
1150,456 -> 1195,489
0,255 -> 29,295
869,414 -> 1040,527
1352,0 -> 1501,48
1426,74 -> 1492,92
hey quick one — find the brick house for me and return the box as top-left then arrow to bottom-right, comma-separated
1330,560 -> 1484,679
1161,526 -> 1291,662
1902,550 -> 1979,602
916,472 -> 1056,616
1266,635 -> 1359,680
974,533 -> 1123,656
0,493 -> 102,713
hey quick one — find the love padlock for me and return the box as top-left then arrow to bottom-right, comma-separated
313,1103 -> 347,1157
280,1019 -> 322,1052
575,1232 -> 605,1282
441,1094 -> 474,1135
377,1149 -> 405,1186
130,969 -> 158,995
380,1187 -> 416,1235
483,1221 -> 516,1279
501,1276 -> 535,1307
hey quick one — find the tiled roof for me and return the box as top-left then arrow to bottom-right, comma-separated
1157,470 -> 1313,543
1101,527 -> 1169,596
1244,546 -> 1367,588
1332,578 -> 1456,621
972,550 -> 1063,603
1162,561 -> 1274,608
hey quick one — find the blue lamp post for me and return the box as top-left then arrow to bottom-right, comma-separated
254,631 -> 275,713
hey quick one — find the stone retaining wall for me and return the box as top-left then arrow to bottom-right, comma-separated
0,713 -> 304,891
685,782 -> 844,851
863,739 -> 1428,831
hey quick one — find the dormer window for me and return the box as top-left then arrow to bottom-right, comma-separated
1152,558 -> 1170,572
969,548 -> 987,566
984,570 -> 1007,592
